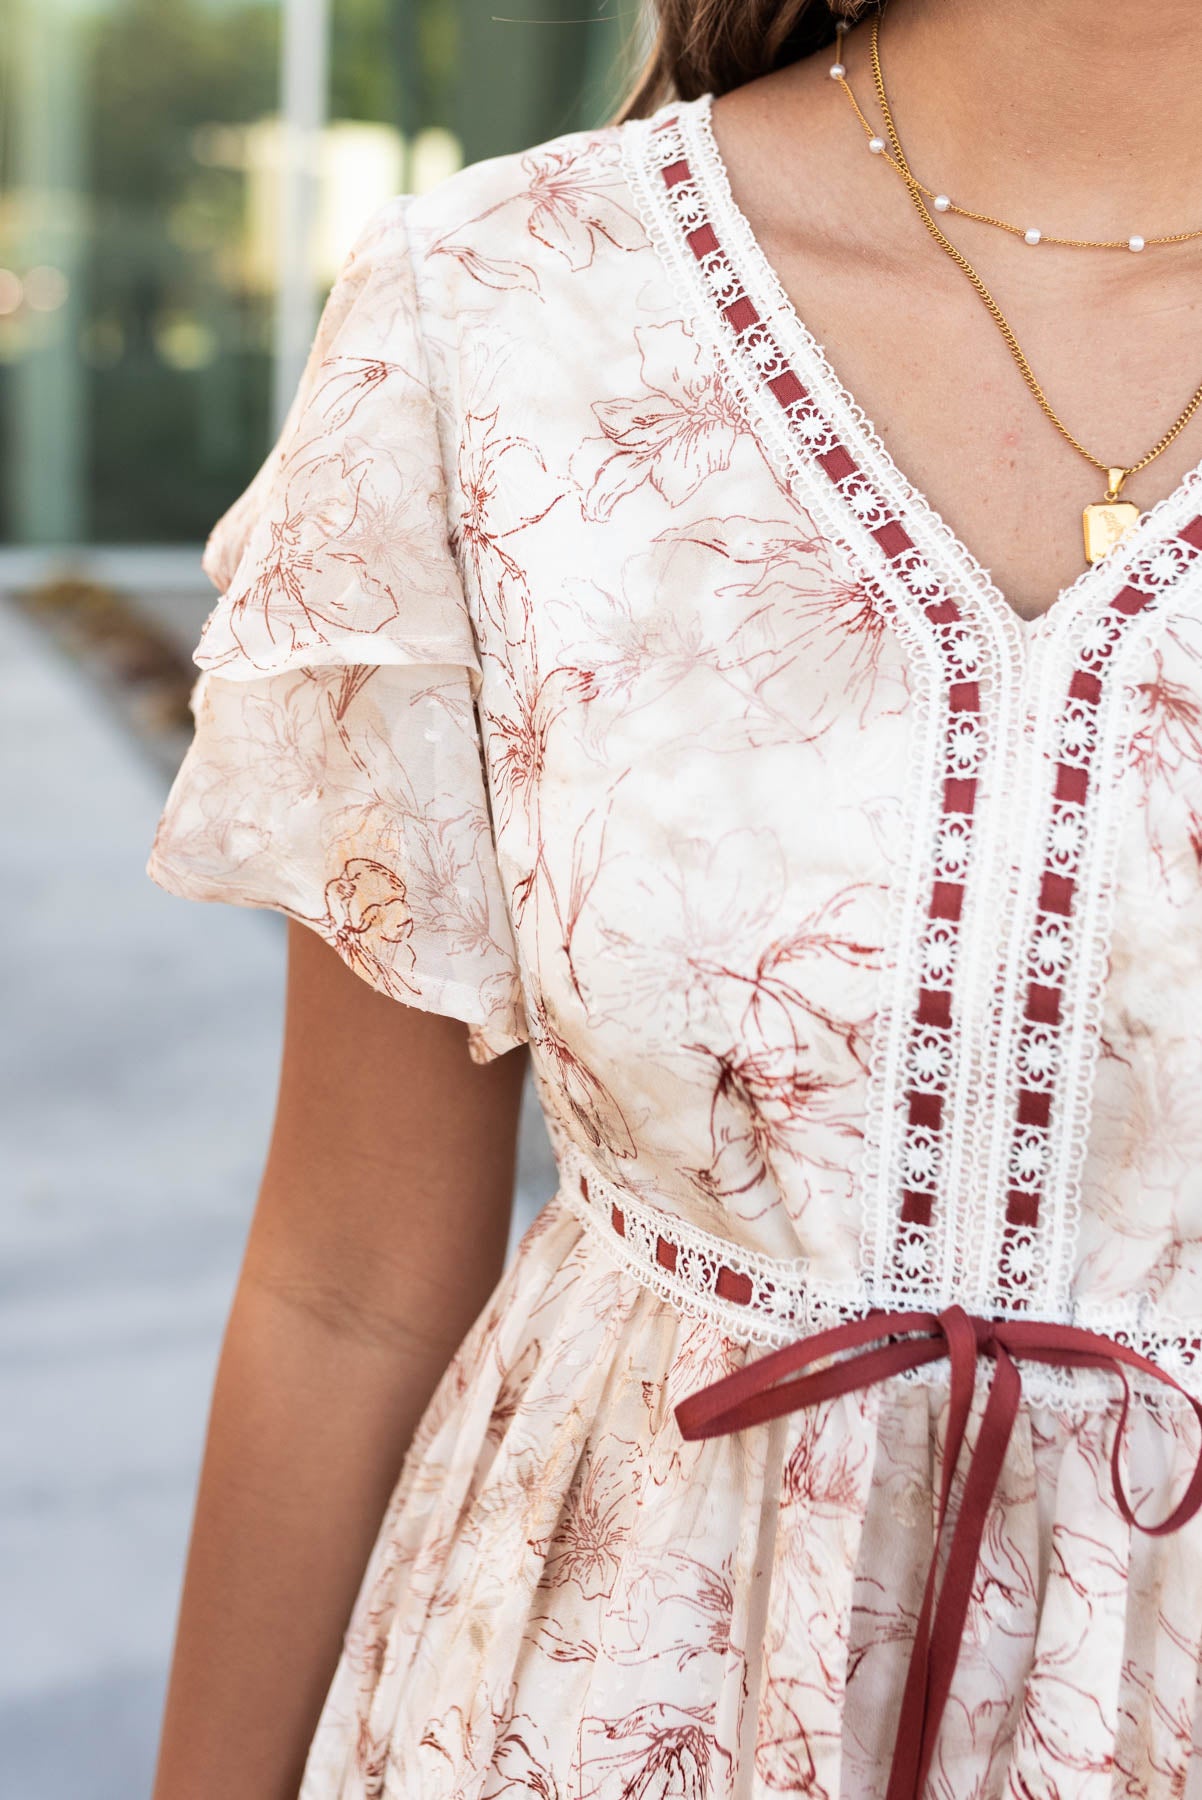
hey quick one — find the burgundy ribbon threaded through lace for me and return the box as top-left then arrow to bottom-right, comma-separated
675,1304 -> 1202,1800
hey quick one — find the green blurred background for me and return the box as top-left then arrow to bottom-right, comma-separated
0,0 -> 639,551
0,7 -> 643,1793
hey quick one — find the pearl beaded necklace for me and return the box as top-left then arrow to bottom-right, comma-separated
827,12 -> 1202,565
830,18 -> 1196,254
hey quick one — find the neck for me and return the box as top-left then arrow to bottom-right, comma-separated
871,0 -> 1202,237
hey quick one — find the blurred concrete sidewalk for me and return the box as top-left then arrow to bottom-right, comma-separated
0,595 -> 550,1800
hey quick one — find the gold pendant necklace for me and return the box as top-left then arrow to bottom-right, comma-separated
1082,469 -> 1141,565
832,12 -> 1202,566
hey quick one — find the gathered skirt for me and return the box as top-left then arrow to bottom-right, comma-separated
298,1187 -> 1202,1799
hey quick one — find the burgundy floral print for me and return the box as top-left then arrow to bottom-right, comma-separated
149,93 -> 1202,1800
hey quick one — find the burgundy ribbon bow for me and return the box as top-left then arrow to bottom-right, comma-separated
675,1304 -> 1202,1800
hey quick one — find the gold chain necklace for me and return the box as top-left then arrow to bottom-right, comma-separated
828,17 -> 1202,256
832,13 -> 1202,565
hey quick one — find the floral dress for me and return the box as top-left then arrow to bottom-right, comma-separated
148,89 -> 1202,1800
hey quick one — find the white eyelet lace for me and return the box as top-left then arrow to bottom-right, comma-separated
612,94 -> 1202,1408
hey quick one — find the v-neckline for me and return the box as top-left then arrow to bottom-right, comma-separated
631,88 -> 1202,649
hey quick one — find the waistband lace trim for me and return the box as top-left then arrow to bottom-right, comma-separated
555,1140 -> 1202,1415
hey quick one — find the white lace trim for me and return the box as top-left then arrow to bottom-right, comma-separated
558,1138 -> 1202,1414
618,100 -> 1012,1318
619,93 -> 1202,1331
981,528 -> 1202,1308
557,1139 -> 862,1351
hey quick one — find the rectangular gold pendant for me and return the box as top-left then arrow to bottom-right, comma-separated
1082,500 -> 1141,564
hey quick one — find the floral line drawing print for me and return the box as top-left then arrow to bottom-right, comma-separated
1128,645 -> 1202,897
549,569 -> 715,746
150,107 -> 1202,1800
551,542 -> 882,759
309,354 -> 404,432
530,999 -> 637,1162
426,136 -> 646,295
317,857 -> 417,995
780,1410 -> 872,1517
411,1685 -> 561,1800
454,407 -> 568,639
481,1336 -> 547,1454
198,331 -> 475,675
753,1674 -> 821,1795
589,1544 -> 741,1676
577,1702 -> 734,1800
537,1436 -> 636,1601
686,884 -> 883,1216
526,1614 -> 601,1668
570,321 -> 751,523
482,649 -> 633,1021
485,663 -> 570,846
654,512 -> 908,732
558,786 -> 632,1015
482,1704 -> 562,1799
204,446 -> 413,668
1115,1616 -> 1198,1798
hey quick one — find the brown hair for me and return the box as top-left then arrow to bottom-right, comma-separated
611,0 -> 873,123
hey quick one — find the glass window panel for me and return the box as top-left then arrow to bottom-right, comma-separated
0,0 -> 638,548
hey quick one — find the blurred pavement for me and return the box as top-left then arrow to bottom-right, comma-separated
0,595 -> 552,1800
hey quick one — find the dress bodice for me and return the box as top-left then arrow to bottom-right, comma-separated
151,90 -> 1202,1395
445,96 -> 1202,1381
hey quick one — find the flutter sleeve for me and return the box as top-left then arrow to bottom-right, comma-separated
147,195 -> 527,1064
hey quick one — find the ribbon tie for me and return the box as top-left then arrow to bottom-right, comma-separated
675,1305 -> 1202,1800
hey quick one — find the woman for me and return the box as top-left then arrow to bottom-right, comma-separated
147,0 -> 1202,1793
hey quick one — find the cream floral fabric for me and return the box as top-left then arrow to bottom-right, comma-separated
149,91 -> 1202,1798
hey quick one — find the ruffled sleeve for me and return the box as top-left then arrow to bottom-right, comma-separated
147,195 -> 528,1064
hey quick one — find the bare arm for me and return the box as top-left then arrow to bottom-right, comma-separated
152,921 -> 528,1800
